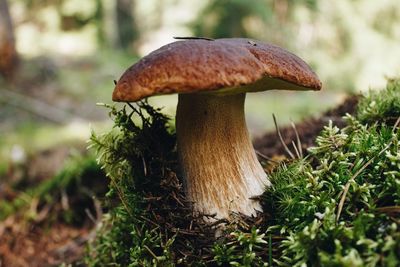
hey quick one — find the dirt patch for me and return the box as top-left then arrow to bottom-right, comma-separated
0,215 -> 91,267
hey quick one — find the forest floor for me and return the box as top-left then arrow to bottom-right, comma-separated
0,94 -> 359,266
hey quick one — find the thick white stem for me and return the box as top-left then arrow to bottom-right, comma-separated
176,93 -> 270,219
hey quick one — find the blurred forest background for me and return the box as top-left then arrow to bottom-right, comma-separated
1,0 -> 400,180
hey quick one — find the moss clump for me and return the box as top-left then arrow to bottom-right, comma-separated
263,115 -> 400,266
357,78 -> 400,124
87,79 -> 400,266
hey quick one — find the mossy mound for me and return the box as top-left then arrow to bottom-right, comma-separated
87,79 -> 400,266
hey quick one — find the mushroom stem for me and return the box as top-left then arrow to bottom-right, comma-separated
176,93 -> 270,219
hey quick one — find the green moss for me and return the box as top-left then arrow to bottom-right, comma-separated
261,79 -> 400,266
263,120 -> 400,265
357,78 -> 400,124
87,102 -> 183,266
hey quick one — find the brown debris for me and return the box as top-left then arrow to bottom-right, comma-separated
0,215 -> 91,267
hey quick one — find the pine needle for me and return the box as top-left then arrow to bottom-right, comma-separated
273,114 -> 295,159
255,150 -> 280,164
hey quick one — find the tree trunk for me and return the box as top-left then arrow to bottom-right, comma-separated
116,0 -> 138,53
0,0 -> 18,81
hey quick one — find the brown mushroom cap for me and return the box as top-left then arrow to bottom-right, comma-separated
112,38 -> 322,102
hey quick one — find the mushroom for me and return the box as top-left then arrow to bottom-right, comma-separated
112,38 -> 321,220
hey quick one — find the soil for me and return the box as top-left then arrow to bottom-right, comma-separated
0,95 -> 360,266
0,215 -> 92,267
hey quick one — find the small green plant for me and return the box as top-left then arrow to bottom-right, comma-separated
213,228 -> 269,266
86,208 -> 176,266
